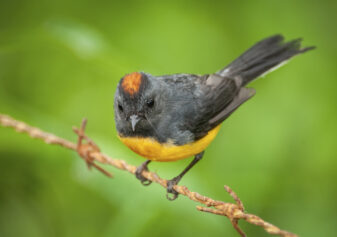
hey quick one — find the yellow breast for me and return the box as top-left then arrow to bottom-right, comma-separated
118,125 -> 221,162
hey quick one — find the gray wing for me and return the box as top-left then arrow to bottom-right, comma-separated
157,73 -> 255,143
184,74 -> 255,140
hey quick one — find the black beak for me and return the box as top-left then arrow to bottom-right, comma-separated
129,114 -> 140,132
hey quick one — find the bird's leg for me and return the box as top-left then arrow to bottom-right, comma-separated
135,160 -> 152,186
166,151 -> 205,201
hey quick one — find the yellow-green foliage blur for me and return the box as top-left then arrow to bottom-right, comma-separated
0,1 -> 336,236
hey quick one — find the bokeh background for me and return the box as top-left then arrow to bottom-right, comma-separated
0,0 -> 336,236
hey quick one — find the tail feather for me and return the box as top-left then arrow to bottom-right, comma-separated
217,35 -> 315,86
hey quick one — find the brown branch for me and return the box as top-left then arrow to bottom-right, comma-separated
0,114 -> 297,237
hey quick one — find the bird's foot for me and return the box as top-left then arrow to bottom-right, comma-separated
135,160 -> 152,186
166,176 -> 181,201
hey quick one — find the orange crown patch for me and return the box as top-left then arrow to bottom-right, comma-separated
121,72 -> 143,95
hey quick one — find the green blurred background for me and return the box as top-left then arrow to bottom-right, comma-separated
0,0 -> 336,236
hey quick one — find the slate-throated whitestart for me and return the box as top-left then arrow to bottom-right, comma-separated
114,35 -> 314,200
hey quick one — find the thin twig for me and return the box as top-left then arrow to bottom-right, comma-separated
73,118 -> 113,178
0,114 -> 297,237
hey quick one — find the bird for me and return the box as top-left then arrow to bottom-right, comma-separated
113,35 -> 314,200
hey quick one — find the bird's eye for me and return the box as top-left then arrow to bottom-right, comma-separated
118,104 -> 124,112
146,98 -> 154,108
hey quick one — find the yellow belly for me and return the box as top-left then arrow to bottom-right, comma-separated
118,125 -> 221,162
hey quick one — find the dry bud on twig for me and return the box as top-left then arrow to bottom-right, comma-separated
0,114 -> 297,237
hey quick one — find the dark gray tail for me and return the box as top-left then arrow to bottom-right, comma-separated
217,35 -> 315,86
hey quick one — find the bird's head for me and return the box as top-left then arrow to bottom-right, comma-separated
114,72 -> 163,137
